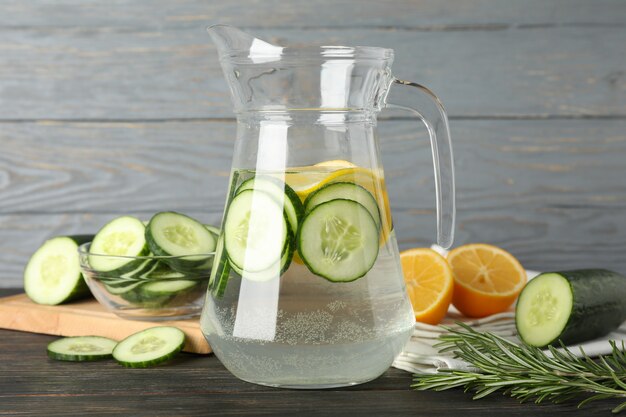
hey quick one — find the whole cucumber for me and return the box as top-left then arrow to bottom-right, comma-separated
515,269 -> 626,347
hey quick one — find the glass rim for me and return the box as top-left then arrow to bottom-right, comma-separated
78,242 -> 215,260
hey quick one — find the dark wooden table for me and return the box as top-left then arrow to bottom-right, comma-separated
0,288 -> 621,416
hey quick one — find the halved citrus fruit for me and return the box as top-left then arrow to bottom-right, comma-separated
447,243 -> 526,318
400,248 -> 454,325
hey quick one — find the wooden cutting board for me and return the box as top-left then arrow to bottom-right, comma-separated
0,294 -> 211,354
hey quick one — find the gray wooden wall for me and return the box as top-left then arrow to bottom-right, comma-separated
1,0 -> 625,287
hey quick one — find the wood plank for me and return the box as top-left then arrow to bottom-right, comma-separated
0,121 -> 235,214
1,119 -> 624,214
0,293 -> 211,354
0,26 -> 624,119
2,0 -> 625,28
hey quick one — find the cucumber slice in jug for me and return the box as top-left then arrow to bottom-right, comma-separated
230,232 -> 295,282
298,199 -> 379,282
209,233 -> 231,297
24,235 -> 94,305
516,269 -> 626,347
304,182 -> 381,230
224,189 -> 289,273
204,224 -> 221,237
47,336 -> 117,362
112,326 -> 185,368
89,216 -> 148,273
146,212 -> 216,271
236,176 -> 303,233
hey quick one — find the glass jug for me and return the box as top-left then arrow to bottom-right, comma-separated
200,25 -> 455,388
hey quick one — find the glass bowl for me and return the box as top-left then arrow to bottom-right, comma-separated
78,242 -> 214,321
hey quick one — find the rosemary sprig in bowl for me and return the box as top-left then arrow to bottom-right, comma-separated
412,323 -> 626,413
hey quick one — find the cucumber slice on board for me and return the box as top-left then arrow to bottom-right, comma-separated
146,212 -> 216,271
304,182 -> 381,230
47,336 -> 117,361
89,216 -> 148,273
236,176 -> 303,233
298,199 -> 379,282
112,326 -> 185,368
24,235 -> 94,305
516,269 -> 626,347
224,189 -> 289,273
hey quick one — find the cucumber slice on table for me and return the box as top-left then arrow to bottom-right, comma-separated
304,182 -> 381,230
224,189 -> 290,273
47,336 -> 117,361
112,326 -> 185,368
516,269 -> 626,347
236,176 -> 303,233
298,199 -> 379,282
89,216 -> 148,273
146,212 -> 216,271
24,235 -> 94,305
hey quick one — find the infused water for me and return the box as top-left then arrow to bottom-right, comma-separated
200,168 -> 415,388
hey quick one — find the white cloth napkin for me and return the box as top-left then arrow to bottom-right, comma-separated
392,247 -> 626,374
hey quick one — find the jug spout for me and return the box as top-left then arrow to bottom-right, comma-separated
207,24 -> 284,63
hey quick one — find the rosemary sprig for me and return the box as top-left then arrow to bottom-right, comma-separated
411,323 -> 626,413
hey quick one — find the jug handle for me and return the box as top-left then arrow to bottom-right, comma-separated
385,79 -> 456,249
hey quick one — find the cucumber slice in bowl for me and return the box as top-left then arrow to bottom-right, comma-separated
146,212 -> 216,271
224,189 -> 289,273
24,235 -> 94,305
89,216 -> 148,273
47,336 -> 117,362
516,269 -> 626,347
113,326 -> 185,368
104,281 -> 145,295
146,262 -> 186,280
298,199 -> 379,282
140,280 -> 197,297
